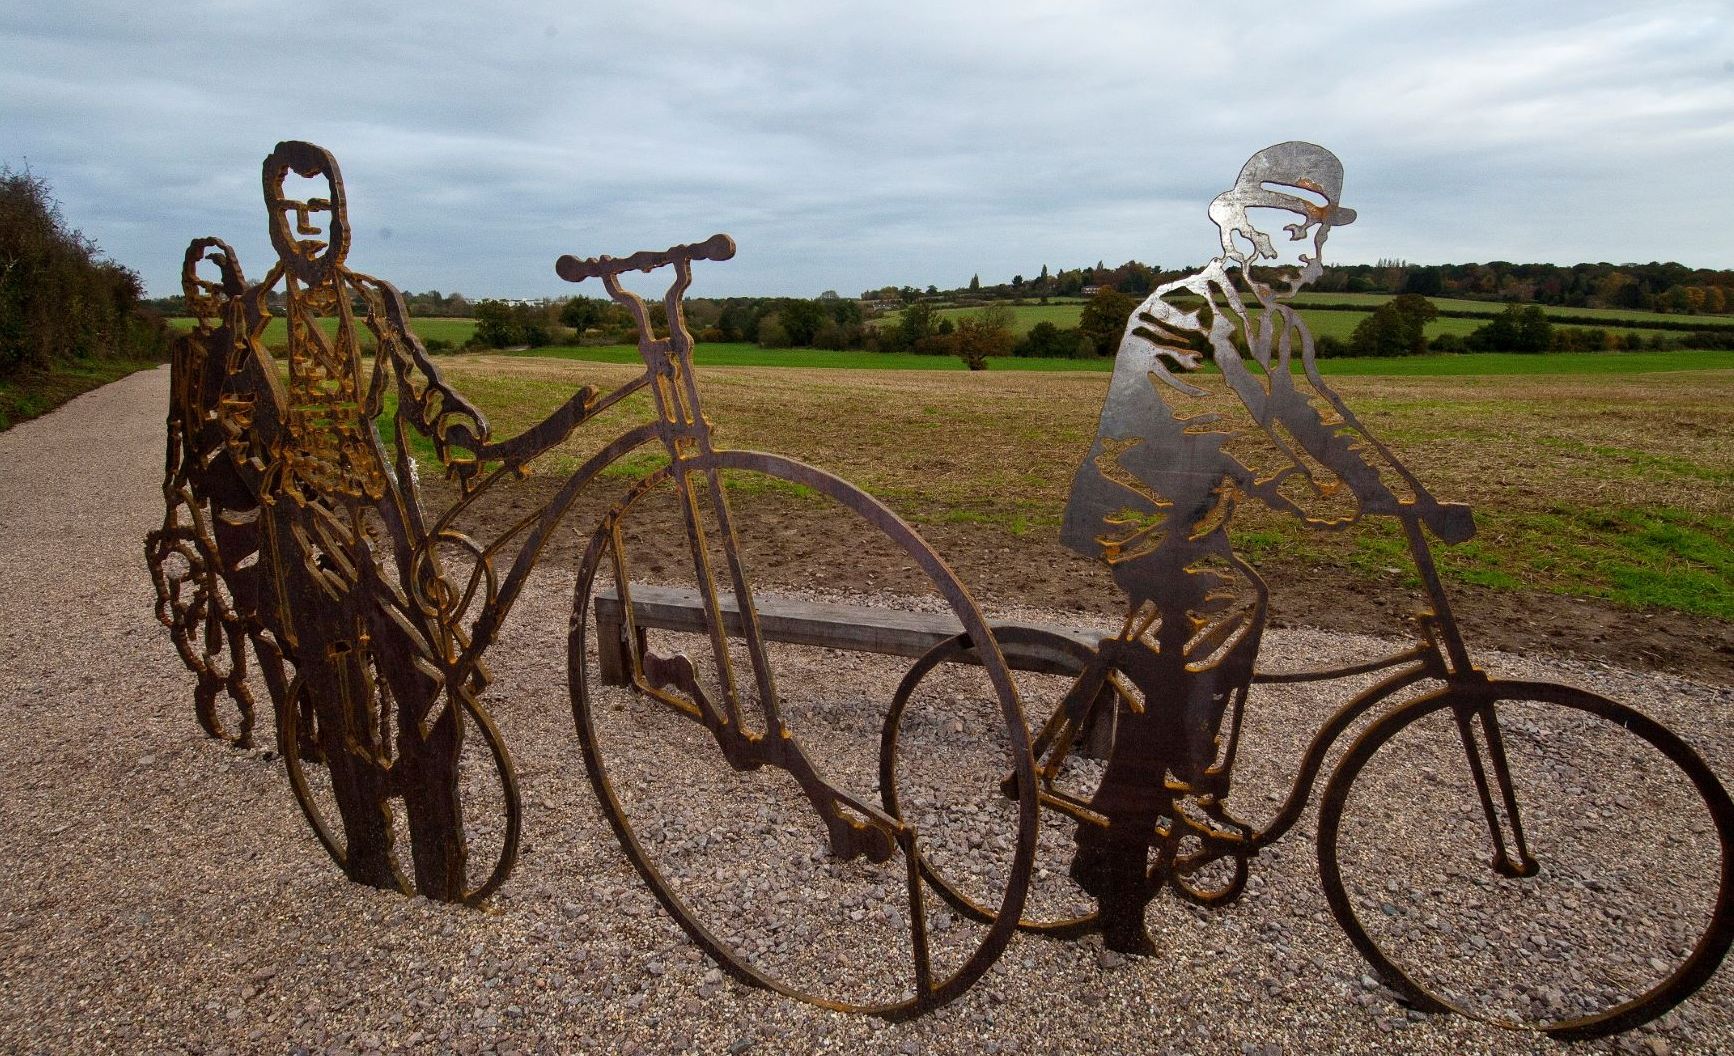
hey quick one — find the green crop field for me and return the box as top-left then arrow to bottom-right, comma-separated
512,343 -> 1734,376
871,302 -> 1652,346
168,316 -> 478,347
1287,292 -> 1730,327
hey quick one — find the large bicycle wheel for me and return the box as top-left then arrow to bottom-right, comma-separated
278,670 -> 520,905
568,450 -> 1038,1016
881,626 -> 1109,936
1318,679 -> 1734,1038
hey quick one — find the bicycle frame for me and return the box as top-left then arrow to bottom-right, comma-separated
1012,504 -> 1526,876
419,238 -> 963,863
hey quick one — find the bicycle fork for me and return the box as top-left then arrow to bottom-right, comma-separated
1403,515 -> 1541,880
1450,691 -> 1541,879
638,452 -> 903,867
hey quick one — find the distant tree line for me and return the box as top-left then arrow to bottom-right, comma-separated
1333,297 -> 1734,357
1036,289 -> 1734,363
456,293 -> 876,352
1322,260 -> 1733,315
134,243 -> 1734,364
863,258 -> 1734,318
1,165 -> 170,378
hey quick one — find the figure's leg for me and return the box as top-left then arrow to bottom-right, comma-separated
1069,816 -> 1160,954
1069,642 -> 1181,953
309,652 -> 402,889
397,689 -> 469,901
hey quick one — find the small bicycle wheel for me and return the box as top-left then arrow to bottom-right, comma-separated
882,626 -> 1108,936
146,504 -> 260,748
1318,679 -> 1734,1038
277,670 -> 520,905
568,450 -> 1037,1016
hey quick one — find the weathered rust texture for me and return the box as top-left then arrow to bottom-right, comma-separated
147,143 -> 1037,1015
148,142 -> 521,903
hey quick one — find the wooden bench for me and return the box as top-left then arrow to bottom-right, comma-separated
592,583 -> 1101,686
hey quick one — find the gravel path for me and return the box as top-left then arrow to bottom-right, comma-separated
2,365 -> 1731,1055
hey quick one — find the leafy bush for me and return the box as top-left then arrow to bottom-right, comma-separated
1348,294 -> 1437,357
473,300 -> 556,349
952,305 -> 1016,370
1079,287 -> 1137,356
1683,330 -> 1734,350
756,314 -> 788,348
1467,304 -> 1552,353
0,165 -> 170,376
1015,320 -> 1086,358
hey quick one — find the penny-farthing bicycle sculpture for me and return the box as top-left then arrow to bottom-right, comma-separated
881,142 -> 1733,1038
554,241 -> 1039,1015
148,141 -> 1732,1034
147,142 -> 1041,1014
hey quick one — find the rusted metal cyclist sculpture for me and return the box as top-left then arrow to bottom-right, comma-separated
148,141 -> 1733,1036
148,140 -> 1037,1013
148,142 -> 523,903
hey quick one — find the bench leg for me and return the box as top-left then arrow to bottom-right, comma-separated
596,612 -> 628,686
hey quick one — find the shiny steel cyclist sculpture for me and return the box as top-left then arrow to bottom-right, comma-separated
883,141 -> 1733,1038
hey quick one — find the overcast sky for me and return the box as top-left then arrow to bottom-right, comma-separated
5,1 -> 1731,299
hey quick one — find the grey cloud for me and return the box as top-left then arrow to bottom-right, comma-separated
2,0 -> 1729,299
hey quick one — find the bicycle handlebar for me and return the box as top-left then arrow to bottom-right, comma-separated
554,234 -> 736,283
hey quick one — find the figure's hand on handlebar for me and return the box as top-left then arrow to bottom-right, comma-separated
555,234 -> 736,283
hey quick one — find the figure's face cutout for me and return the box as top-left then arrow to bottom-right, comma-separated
1212,202 -> 1333,296
181,237 -> 246,325
1246,206 -> 1329,289
1208,141 -> 1355,297
263,141 -> 349,284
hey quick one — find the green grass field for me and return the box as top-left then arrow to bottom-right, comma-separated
874,301 -> 1659,345
511,342 -> 1734,376
1288,291 -> 1732,326
429,353 -> 1734,621
168,316 -> 478,347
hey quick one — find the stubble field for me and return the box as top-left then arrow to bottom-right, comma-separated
418,353 -> 1734,681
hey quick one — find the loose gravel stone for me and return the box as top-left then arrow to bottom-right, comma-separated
2,367 -> 1731,1055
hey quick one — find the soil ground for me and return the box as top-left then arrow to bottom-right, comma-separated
428,476 -> 1734,686
418,353 -> 1733,687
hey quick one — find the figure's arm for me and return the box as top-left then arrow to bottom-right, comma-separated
1271,309 -> 1475,542
351,274 -> 497,489
356,275 -> 604,485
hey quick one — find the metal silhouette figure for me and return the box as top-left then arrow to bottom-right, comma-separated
147,142 -> 1037,1014
1057,140 -> 1473,950
149,142 -> 521,903
884,141 -> 1733,1038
